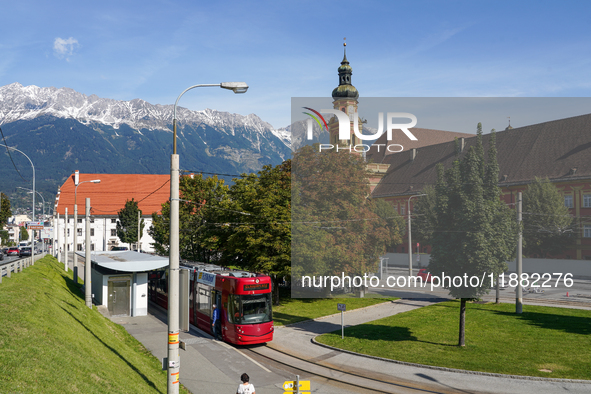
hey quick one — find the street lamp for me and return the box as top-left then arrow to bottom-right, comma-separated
73,179 -> 101,283
407,193 -> 427,278
167,82 -> 248,393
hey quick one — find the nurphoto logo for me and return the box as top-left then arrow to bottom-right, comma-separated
303,107 -> 418,152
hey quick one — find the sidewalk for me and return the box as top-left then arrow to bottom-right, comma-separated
105,298 -> 591,394
105,305 -> 376,394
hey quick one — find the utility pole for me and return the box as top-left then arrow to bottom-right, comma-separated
516,192 -> 523,314
85,198 -> 92,308
64,208 -> 68,271
137,210 -> 141,252
74,200 -> 78,284
407,194 -> 426,278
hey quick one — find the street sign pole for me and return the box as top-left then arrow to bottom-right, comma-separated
337,303 -> 346,339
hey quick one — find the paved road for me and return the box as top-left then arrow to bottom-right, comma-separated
108,306 -> 376,394
106,298 -> 591,394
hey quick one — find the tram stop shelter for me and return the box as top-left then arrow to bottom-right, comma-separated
76,250 -> 168,317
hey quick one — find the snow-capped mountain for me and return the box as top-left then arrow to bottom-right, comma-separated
0,82 -> 291,149
0,83 -> 292,203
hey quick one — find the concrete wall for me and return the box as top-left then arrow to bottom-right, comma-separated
382,253 -> 591,278
134,273 -> 148,316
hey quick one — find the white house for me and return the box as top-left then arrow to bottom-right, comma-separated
53,171 -> 170,254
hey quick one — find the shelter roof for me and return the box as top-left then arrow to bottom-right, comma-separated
76,250 -> 168,272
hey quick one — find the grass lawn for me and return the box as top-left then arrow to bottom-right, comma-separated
0,255 -> 190,394
316,300 -> 591,380
273,288 -> 397,326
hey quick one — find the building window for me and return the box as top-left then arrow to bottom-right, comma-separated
111,229 -> 117,236
77,218 -> 82,223
111,218 -> 117,224
67,229 -> 70,236
584,225 -> 591,238
77,228 -> 82,236
400,205 -> 406,215
77,244 -> 83,251
90,229 -> 95,237
91,244 -> 95,251
90,218 -> 94,224
583,194 -> 591,208
564,195 -> 573,208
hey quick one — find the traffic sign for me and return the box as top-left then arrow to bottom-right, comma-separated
27,221 -> 44,230
337,303 -> 346,311
283,380 -> 310,391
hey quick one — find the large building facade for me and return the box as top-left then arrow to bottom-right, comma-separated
327,47 -> 591,260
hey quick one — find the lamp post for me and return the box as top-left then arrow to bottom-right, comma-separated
73,179 -> 101,284
5,146 -> 35,260
167,82 -> 248,393
407,193 -> 427,278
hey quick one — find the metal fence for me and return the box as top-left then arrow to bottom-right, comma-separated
0,253 -> 46,284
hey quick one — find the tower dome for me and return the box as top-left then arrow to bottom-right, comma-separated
332,42 -> 359,99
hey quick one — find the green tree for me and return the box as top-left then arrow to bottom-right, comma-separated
0,229 -> 9,245
410,185 -> 436,247
429,126 -> 517,346
149,174 -> 228,262
372,198 -> 405,250
0,192 -> 12,227
292,146 -> 398,296
522,177 -> 574,257
214,161 -> 291,305
116,199 -> 145,249
20,226 -> 29,241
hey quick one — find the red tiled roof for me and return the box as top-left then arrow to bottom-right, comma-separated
55,173 -> 170,216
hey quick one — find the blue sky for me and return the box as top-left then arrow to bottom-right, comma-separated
1,0 -> 590,129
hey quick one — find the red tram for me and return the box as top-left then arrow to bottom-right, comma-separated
148,264 -> 274,345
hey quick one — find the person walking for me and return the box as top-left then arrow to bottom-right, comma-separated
236,373 -> 255,394
212,304 -> 221,340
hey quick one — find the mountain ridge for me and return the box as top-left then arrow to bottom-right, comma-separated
0,82 -> 292,213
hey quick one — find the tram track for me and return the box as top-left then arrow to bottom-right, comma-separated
240,341 -> 490,394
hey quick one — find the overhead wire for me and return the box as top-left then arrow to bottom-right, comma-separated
0,126 -> 26,181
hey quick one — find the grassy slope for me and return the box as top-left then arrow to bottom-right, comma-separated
317,300 -> 591,380
0,256 -> 189,393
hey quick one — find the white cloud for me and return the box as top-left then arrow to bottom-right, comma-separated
53,37 -> 78,60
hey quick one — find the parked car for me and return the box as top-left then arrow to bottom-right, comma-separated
417,268 -> 432,283
19,247 -> 32,257
0,251 -> 3,260
7,247 -> 19,256
111,246 -> 129,251
1,247 -> 8,255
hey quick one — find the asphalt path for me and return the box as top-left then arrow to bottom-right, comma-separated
106,297 -> 591,394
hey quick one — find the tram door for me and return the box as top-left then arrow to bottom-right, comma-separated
211,290 -> 221,335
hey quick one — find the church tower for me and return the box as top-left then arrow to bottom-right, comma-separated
328,41 -> 363,147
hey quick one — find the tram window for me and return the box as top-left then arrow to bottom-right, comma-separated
237,294 -> 272,324
197,284 -> 210,317
226,295 -> 235,324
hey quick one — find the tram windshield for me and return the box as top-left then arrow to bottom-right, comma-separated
233,294 -> 272,325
